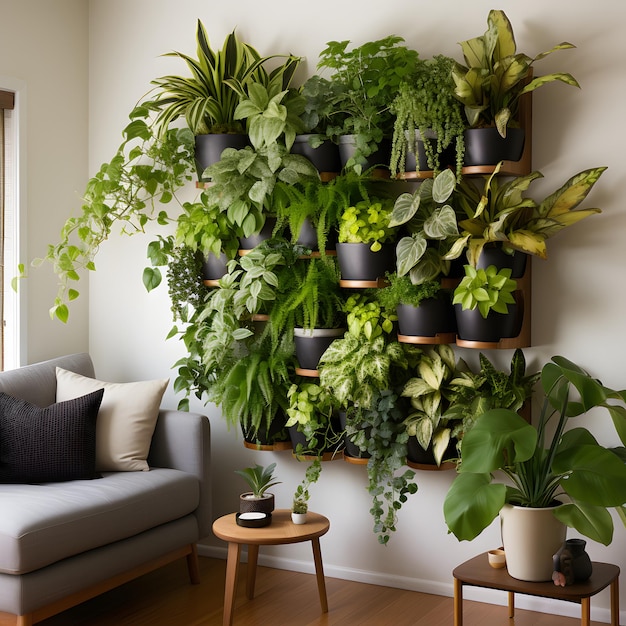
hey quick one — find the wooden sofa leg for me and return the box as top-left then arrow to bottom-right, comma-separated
16,614 -> 34,626
187,543 -> 201,584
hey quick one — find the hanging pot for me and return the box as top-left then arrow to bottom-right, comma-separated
293,218 -> 337,252
396,294 -> 456,337
238,217 -> 277,250
201,252 -> 228,282
291,134 -> 341,173
335,243 -> 395,282
406,436 -> 458,467
454,303 -> 521,343
500,503 -> 567,582
338,135 -> 391,172
338,410 -> 371,460
241,414 -> 291,451
195,133 -> 250,180
294,327 -> 345,371
463,128 -> 525,167
404,130 -> 457,174
476,244 -> 528,278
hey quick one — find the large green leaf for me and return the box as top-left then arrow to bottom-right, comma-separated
444,472 -> 507,541
553,502 -> 614,545
459,408 -> 537,473
396,235 -> 427,276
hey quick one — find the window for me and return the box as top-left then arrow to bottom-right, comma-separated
0,89 -> 17,370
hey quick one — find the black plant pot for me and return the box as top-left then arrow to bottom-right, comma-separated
291,135 -> 341,173
404,131 -> 457,173
195,133 -> 250,179
407,436 -> 457,466
294,328 -> 345,371
476,244 -> 528,278
241,415 -> 290,450
238,218 -> 278,250
463,128 -> 525,166
396,294 -> 456,337
288,420 -> 344,457
335,243 -> 396,282
338,135 -> 391,171
338,410 -> 371,460
454,303 -> 522,343
293,219 -> 338,252
201,252 -> 228,282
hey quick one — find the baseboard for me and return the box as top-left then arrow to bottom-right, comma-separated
198,543 -> 620,624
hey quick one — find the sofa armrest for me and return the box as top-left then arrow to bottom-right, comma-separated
148,409 -> 211,539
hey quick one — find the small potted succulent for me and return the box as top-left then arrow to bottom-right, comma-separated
235,462 -> 281,517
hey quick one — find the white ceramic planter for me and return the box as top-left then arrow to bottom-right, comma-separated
500,503 -> 567,581
291,512 -> 307,525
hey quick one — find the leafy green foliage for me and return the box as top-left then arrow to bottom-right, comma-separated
390,54 -> 465,178
292,458 -> 322,514
376,273 -> 441,311
452,265 -> 517,318
452,9 -> 579,135
444,355 -> 626,544
234,462 -> 281,497
317,35 -> 419,173
338,198 -> 395,251
33,108 -> 195,322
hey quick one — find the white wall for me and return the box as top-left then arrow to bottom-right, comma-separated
0,0 -> 89,363
70,0 -> 626,621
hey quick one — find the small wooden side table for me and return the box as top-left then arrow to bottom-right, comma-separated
453,552 -> 620,626
212,509 -> 330,626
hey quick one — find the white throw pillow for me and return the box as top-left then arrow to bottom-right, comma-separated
55,367 -> 168,472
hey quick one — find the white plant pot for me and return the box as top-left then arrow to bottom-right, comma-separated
291,512 -> 307,525
500,503 -> 567,582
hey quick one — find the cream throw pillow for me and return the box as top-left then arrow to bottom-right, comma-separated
55,368 -> 168,472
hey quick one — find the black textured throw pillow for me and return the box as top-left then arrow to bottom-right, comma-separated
0,389 -> 104,483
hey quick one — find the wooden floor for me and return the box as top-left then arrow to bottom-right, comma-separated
8,556 -> 605,626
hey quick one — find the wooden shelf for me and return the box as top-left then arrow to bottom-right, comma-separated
243,440 -> 293,452
203,279 -> 221,287
398,332 -> 456,345
339,277 -> 389,289
295,367 -> 320,378
406,459 -> 456,471
292,450 -> 343,462
343,453 -> 370,465
298,251 -> 337,258
455,263 -> 531,350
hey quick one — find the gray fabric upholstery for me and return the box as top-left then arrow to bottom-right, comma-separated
0,468 -> 199,574
0,353 -> 95,407
0,354 -> 211,619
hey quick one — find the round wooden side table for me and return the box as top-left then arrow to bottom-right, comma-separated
212,509 -> 330,626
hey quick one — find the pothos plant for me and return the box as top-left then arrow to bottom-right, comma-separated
21,107 -> 196,322
349,390 -> 419,545
338,198 -> 396,252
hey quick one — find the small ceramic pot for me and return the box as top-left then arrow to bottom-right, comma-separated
291,512 -> 307,525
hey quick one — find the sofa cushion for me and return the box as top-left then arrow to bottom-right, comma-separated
0,468 -> 199,574
55,368 -> 168,472
0,390 -> 104,484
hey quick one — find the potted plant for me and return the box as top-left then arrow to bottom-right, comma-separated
389,168 -> 459,285
444,355 -> 626,581
286,382 -> 342,457
390,54 -> 465,179
452,9 -> 579,165
400,344 -> 461,466
336,197 -> 396,282
292,75 -> 343,174
377,273 -> 454,340
445,162 -> 607,268
270,257 -> 345,371
291,458 -> 322,524
316,35 -> 419,174
235,462 -> 281,516
145,20 -> 301,176
452,264 -> 519,342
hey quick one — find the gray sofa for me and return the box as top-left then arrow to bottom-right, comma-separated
0,353 -> 211,626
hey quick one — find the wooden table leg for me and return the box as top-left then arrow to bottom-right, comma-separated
311,537 -> 328,613
610,576 -> 619,626
453,577 -> 462,626
223,542 -> 241,626
508,591 -> 515,618
581,597 -> 590,626
246,544 -> 259,600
